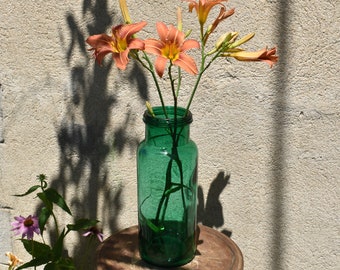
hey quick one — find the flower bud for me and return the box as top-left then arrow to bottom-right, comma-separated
119,0 -> 132,24
229,33 -> 255,49
177,7 -> 183,31
146,101 -> 155,117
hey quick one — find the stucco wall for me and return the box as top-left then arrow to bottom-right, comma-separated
0,0 -> 339,269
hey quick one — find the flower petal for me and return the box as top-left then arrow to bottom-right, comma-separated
144,39 -> 163,55
128,38 -> 145,50
113,50 -> 130,70
173,54 -> 198,75
181,39 -> 200,51
119,21 -> 147,40
156,22 -> 169,42
154,56 -> 168,77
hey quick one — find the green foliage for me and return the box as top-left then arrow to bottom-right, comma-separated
39,207 -> 52,235
43,188 -> 72,216
67,219 -> 99,231
12,174 -> 101,269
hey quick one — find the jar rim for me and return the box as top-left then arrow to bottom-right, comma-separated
143,106 -> 193,127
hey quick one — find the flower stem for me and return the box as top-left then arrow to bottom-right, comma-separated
137,52 -> 168,119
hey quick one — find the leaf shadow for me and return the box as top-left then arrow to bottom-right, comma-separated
197,171 -> 232,237
40,0 -> 148,268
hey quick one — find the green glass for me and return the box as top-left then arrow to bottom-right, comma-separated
137,106 -> 198,267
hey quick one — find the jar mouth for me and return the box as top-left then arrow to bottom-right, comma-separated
143,106 -> 193,127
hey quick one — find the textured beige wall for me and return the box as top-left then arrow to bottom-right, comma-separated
0,0 -> 339,269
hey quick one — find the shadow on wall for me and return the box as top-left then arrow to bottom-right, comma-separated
46,0 -> 146,268
198,171 -> 232,237
271,1 -> 290,270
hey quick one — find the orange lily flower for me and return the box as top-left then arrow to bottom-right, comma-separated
86,21 -> 146,70
184,0 -> 229,25
204,6 -> 235,44
144,22 -> 200,77
5,252 -> 23,268
209,6 -> 234,34
225,47 -> 278,67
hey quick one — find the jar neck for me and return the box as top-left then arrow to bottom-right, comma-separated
143,106 -> 192,146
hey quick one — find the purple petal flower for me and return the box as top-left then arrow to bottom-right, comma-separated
82,226 -> 104,242
11,215 -> 40,239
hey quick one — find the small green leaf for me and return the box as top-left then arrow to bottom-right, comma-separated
39,207 -> 52,236
44,262 -> 58,270
13,185 -> 40,197
21,239 -> 52,258
164,185 -> 182,196
141,214 -> 163,233
67,218 -> 99,231
46,258 -> 76,270
16,256 -> 51,270
44,188 -> 72,216
37,192 -> 53,211
52,228 -> 66,259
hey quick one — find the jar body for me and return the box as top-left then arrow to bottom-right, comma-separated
137,106 -> 198,267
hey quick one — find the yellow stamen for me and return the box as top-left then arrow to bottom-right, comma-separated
162,43 -> 180,61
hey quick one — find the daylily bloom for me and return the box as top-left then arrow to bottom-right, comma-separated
86,21 -> 147,70
144,22 -> 200,77
82,226 -> 104,242
184,0 -> 229,25
224,47 -> 278,67
5,252 -> 23,269
11,215 -> 40,240
208,6 -> 234,35
204,6 -> 235,44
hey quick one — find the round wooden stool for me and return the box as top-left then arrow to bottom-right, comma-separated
96,224 -> 243,269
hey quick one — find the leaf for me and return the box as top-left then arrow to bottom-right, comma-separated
141,213 -> 163,233
44,188 -> 72,216
16,256 -> 51,270
13,185 -> 40,197
45,258 -> 76,270
67,218 -> 99,231
164,185 -> 182,196
21,239 -> 52,258
37,192 -> 53,211
39,206 -> 52,236
52,228 -> 66,260
44,262 -> 59,270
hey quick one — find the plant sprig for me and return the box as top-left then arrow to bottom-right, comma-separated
13,174 -> 101,270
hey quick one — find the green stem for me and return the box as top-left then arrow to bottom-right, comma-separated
185,40 -> 225,114
135,52 -> 168,119
154,64 -> 189,227
176,67 -> 182,97
31,240 -> 36,270
51,211 -> 60,237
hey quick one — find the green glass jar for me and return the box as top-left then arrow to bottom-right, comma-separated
137,106 -> 198,267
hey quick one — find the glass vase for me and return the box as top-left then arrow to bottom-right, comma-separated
137,106 -> 198,267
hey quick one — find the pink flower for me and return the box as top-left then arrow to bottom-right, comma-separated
82,226 -> 104,242
11,215 -> 40,239
144,22 -> 200,77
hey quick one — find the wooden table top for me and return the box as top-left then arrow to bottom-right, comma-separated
96,224 -> 243,270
